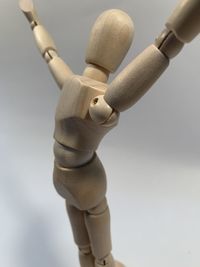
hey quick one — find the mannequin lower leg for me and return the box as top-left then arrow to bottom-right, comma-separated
84,198 -> 115,267
66,203 -> 95,267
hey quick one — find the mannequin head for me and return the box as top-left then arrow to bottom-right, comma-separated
84,9 -> 134,82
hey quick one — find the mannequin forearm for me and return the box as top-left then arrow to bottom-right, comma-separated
19,0 -> 55,55
166,0 -> 200,43
104,0 -> 200,112
104,31 -> 184,112
19,0 -> 73,89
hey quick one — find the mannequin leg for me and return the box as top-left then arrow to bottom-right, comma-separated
85,198 -> 125,267
54,151 -> 125,267
66,203 -> 95,267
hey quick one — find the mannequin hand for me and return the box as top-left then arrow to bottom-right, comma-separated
19,0 -> 39,25
19,0 -> 34,12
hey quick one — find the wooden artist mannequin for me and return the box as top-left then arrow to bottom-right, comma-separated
19,0 -> 200,266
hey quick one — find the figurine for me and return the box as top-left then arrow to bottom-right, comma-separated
19,0 -> 200,266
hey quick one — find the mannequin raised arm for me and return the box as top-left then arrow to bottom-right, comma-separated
102,0 -> 200,112
19,0 -> 73,89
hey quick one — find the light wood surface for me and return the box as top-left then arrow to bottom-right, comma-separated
54,75 -> 119,151
105,45 -> 169,112
166,0 -> 200,43
19,0 -> 40,25
85,9 -> 134,73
